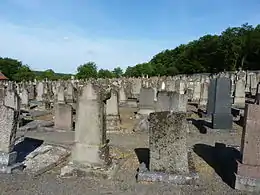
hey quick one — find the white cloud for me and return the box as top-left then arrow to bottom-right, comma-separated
0,20 -> 181,73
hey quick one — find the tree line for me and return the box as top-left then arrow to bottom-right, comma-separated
1,23 -> 259,81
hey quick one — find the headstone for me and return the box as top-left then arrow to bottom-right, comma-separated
155,91 -> 173,112
149,111 -> 189,174
0,86 -> 22,173
36,82 -> 44,102
20,88 -> 29,107
72,83 -> 111,167
211,77 -> 233,129
172,92 -> 188,112
233,79 -> 245,108
106,89 -> 120,131
199,82 -> 208,107
235,104 -> 260,191
137,87 -> 155,115
206,79 -> 216,116
54,103 -> 73,131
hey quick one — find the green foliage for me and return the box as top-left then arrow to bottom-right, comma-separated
76,61 -> 98,79
112,67 -> 123,78
98,69 -> 114,78
0,57 -> 23,80
13,65 -> 35,82
126,23 -> 260,76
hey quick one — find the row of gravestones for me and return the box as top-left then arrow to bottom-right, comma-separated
1,70 -> 260,191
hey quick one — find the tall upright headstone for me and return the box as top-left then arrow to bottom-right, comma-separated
149,111 -> 189,174
0,84 -> 23,173
233,79 -> 245,108
211,77 -> 233,129
137,87 -> 155,115
72,83 -> 111,167
106,89 -> 120,131
235,104 -> 260,191
54,103 -> 73,131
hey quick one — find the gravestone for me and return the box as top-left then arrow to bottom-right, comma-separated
155,91 -> 173,112
233,79 -> 245,108
72,83 -> 111,167
149,111 -> 189,174
137,111 -> 198,184
206,79 -> 216,116
137,87 -> 155,115
172,92 -> 188,112
36,82 -> 44,102
106,89 -> 120,131
54,103 -> 73,131
199,82 -> 208,107
235,104 -> 260,191
0,85 -> 23,173
211,77 -> 233,129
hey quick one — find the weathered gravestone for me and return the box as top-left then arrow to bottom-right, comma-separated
155,91 -> 174,112
137,87 -> 155,115
106,89 -> 120,131
233,79 -> 245,108
211,77 -> 233,129
206,79 -> 216,116
72,83 -> 111,168
235,104 -> 260,192
54,103 -> 73,131
0,85 -> 23,173
137,111 -> 198,184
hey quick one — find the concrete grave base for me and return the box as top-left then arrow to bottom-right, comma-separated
61,160 -> 120,179
137,163 -> 199,185
235,174 -> 260,192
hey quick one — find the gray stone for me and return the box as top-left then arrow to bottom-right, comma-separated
211,77 -> 233,129
149,111 -> 189,174
54,103 -> 73,131
72,83 -> 111,167
0,151 -> 17,165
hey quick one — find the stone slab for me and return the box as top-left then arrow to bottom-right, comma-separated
235,173 -> 260,192
137,163 -> 198,185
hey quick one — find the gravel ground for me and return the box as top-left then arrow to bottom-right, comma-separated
0,106 -> 255,194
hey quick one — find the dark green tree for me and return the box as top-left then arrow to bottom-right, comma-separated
76,62 -> 97,79
98,69 -> 114,78
112,67 -> 123,78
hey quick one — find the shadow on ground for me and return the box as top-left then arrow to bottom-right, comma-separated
134,148 -> 150,169
188,118 -> 212,134
193,143 -> 241,189
14,137 -> 44,163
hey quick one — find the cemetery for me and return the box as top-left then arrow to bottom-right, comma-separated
0,70 -> 260,194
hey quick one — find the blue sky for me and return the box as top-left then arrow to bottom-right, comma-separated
0,0 -> 259,73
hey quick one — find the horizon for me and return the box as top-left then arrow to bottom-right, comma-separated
0,0 -> 259,74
